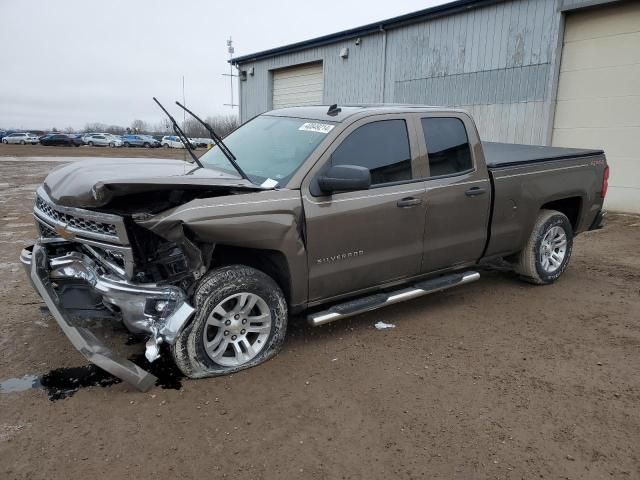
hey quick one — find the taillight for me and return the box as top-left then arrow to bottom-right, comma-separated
601,166 -> 609,199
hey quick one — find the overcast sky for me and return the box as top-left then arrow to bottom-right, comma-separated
0,0 -> 446,130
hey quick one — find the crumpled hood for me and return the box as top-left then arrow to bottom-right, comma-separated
43,158 -> 259,208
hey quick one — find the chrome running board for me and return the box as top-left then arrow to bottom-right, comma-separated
307,271 -> 480,327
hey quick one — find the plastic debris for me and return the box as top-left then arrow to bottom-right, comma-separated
374,321 -> 396,330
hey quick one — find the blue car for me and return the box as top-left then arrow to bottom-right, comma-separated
121,134 -> 160,148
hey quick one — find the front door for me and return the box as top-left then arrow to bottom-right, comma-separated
302,115 -> 428,303
417,114 -> 491,272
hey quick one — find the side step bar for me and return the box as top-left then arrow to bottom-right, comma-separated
307,271 -> 480,327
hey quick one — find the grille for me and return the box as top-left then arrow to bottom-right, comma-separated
38,221 -> 59,238
92,246 -> 126,269
35,196 -> 118,237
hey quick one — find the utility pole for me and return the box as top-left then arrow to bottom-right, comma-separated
223,37 -> 238,109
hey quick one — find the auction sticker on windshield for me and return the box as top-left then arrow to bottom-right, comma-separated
298,122 -> 334,134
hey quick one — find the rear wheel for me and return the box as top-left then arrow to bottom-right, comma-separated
88,141 -> 94,146
172,265 -> 287,378
163,143 -> 170,149
108,142 -> 114,148
515,209 -> 573,285
144,142 -> 150,148
20,140 -> 26,145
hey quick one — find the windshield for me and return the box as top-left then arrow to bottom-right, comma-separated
198,115 -> 334,185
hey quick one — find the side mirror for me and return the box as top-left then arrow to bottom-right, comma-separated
317,165 -> 371,194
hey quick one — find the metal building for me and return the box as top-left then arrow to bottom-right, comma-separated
232,0 -> 640,212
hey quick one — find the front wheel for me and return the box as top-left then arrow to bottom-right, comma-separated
515,209 -> 574,285
172,265 -> 288,378
20,140 -> 26,145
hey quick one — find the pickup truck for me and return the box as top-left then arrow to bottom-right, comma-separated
20,105 -> 608,391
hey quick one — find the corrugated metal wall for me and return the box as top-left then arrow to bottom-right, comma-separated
237,0 -> 611,145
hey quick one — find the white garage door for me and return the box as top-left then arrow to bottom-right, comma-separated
272,63 -> 323,109
552,1 -> 640,213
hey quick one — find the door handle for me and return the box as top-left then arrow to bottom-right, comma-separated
397,197 -> 422,208
465,187 -> 486,197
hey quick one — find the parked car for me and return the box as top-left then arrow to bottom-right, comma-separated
191,138 -> 215,148
83,133 -> 123,147
20,105 -> 609,390
39,134 -> 83,147
121,134 -> 160,148
193,138 -> 215,148
0,131 -> 8,141
161,135 -> 186,149
161,135 -> 197,149
2,132 -> 40,145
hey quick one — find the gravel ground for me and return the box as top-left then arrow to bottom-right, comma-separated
0,156 -> 639,480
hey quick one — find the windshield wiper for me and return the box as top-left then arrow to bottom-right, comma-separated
174,100 -> 252,184
152,97 -> 203,168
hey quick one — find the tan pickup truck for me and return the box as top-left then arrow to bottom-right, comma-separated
20,105 -> 608,390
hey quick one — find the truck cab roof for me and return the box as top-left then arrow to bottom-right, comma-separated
265,104 -> 466,122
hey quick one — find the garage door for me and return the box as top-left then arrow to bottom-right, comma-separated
272,63 -> 323,109
552,1 -> 640,213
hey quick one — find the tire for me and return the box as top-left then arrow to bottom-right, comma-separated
124,142 -> 130,147
172,265 -> 288,378
108,142 -> 114,148
515,209 -> 574,285
2,140 -> 7,144
163,144 -> 170,149
143,142 -> 150,148
20,140 -> 26,145
88,141 -> 94,146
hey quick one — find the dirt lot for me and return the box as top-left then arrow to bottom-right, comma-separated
0,154 -> 639,480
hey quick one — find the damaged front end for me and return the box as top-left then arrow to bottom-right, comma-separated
21,188 -> 197,391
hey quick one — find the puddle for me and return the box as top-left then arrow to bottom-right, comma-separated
40,365 -> 122,400
129,351 -> 184,391
0,375 -> 41,394
0,348 -> 184,401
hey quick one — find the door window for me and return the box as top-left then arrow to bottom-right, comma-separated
421,117 -> 473,177
330,119 -> 412,186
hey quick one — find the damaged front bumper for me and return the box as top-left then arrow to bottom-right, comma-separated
21,242 -> 195,391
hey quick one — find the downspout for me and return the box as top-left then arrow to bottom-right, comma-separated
380,25 -> 387,103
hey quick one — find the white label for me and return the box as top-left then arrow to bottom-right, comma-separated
260,178 -> 278,188
298,122 -> 334,134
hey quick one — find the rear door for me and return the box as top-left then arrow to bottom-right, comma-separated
416,113 -> 491,273
302,114 -> 428,302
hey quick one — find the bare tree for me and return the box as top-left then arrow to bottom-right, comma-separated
180,115 -> 239,138
130,119 -> 148,134
84,122 -> 108,133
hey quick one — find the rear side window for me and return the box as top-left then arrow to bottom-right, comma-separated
421,117 -> 473,177
330,119 -> 412,185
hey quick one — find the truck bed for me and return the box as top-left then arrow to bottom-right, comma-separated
483,142 -> 603,169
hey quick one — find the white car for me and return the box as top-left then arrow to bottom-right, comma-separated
161,135 -> 187,149
193,138 -> 215,148
83,133 -> 122,147
2,132 -> 40,145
